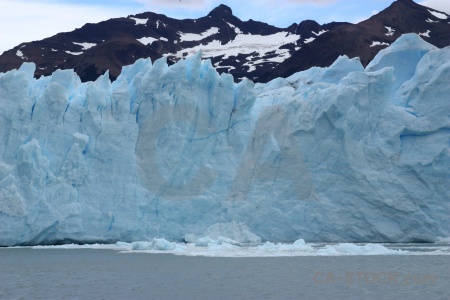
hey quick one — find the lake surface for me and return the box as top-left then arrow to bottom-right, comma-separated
1,247 -> 449,300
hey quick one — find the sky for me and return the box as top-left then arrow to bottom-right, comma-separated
1,0 -> 449,55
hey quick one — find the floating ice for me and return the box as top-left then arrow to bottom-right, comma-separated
26,240 -> 448,257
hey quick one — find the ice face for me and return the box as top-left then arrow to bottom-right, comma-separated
0,34 -> 449,246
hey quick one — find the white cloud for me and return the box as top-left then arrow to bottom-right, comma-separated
276,0 -> 336,5
350,9 -> 379,24
133,0 -> 210,10
133,0 -> 449,15
133,0 -> 336,11
419,0 -> 450,14
0,0 -> 139,54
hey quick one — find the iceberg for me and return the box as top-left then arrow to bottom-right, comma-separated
0,34 -> 449,246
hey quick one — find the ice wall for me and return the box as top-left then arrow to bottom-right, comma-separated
0,34 -> 449,246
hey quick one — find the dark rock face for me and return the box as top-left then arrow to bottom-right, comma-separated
0,0 -> 449,82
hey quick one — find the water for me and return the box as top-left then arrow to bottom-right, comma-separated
1,246 -> 449,299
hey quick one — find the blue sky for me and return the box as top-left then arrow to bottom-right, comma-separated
1,0 -> 449,54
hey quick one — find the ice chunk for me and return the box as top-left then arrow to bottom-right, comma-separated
293,239 -> 306,246
317,243 -> 405,255
195,236 -> 241,247
366,33 -> 436,96
131,238 -> 176,250
204,222 -> 261,244
320,55 -> 364,84
195,236 -> 217,247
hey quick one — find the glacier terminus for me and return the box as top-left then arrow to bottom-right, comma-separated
0,34 -> 449,246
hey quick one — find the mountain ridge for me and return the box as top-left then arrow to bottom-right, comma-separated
0,0 -> 449,82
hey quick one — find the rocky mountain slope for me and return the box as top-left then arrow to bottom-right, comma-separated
0,0 -> 449,82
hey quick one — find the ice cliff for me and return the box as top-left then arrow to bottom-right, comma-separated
0,34 -> 449,246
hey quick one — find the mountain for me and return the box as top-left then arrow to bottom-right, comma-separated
0,0 -> 449,83
262,0 -> 450,81
1,34 -> 449,245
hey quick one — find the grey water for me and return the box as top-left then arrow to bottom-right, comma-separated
1,248 -> 449,300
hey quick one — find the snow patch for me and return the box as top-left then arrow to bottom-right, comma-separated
426,18 -> 439,23
304,37 -> 315,44
130,17 -> 148,25
137,36 -> 169,45
313,29 -> 328,36
65,51 -> 83,55
178,27 -> 219,42
419,30 -> 431,37
226,22 -> 243,34
370,41 -> 390,47
214,63 -> 236,71
73,42 -> 96,50
217,66 -> 236,71
168,31 -> 300,65
385,26 -> 395,36
428,9 -> 448,19
16,50 -> 24,58
156,20 -> 166,28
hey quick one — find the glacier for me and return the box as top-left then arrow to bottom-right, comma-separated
0,33 -> 449,246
